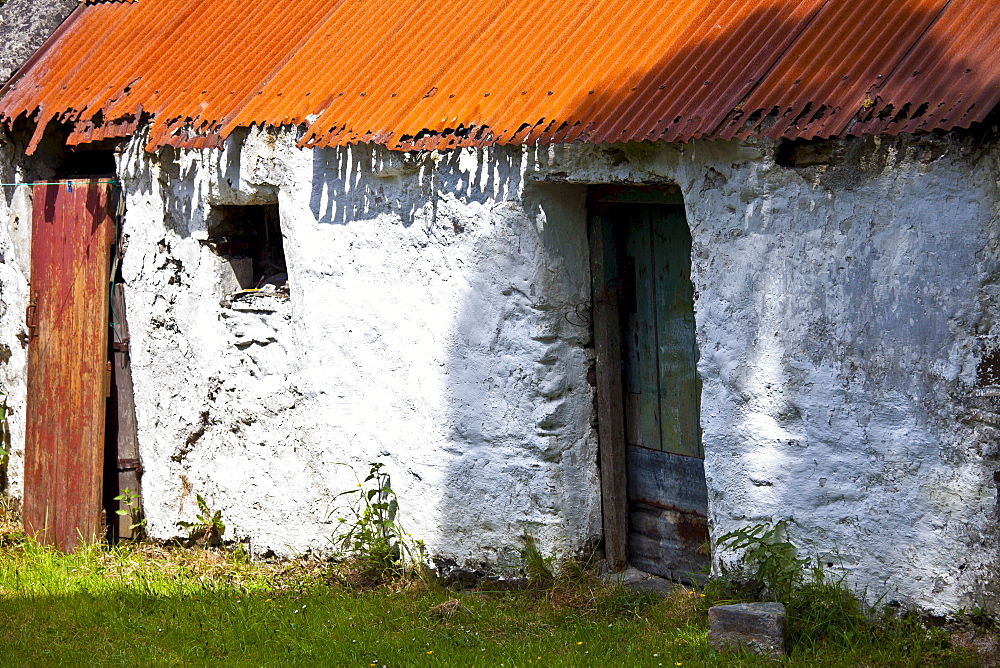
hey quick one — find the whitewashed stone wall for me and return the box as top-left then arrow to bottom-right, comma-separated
1,126 -> 998,615
0,130 -> 62,502
112,129 -> 600,573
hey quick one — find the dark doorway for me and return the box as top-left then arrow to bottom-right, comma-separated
589,185 -> 709,581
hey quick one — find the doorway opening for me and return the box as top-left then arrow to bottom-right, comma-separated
588,185 -> 709,581
19,139 -> 143,550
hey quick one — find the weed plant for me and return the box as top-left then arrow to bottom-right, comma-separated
708,522 -> 963,661
0,391 -> 9,494
520,532 -> 556,587
330,462 -> 426,583
175,493 -> 226,546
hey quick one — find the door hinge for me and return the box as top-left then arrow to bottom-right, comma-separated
117,458 -> 143,474
112,339 -> 129,353
104,361 -> 112,397
25,293 -> 38,340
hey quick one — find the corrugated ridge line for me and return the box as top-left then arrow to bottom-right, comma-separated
270,0 -> 449,142
577,1 -> 738,145
389,0 -> 579,140
115,2 -> 241,146
816,0 -> 953,138
407,0 -> 603,142
298,0 -> 613,146
97,2 -> 211,136
845,0 -> 958,136
767,0 -> 900,137
216,0 -> 348,135
637,1 -> 827,143
486,0 -> 619,144
419,0 -> 628,144
174,0 -> 344,145
855,0 -> 1000,136
14,1 -> 206,149
145,2 -> 330,147
423,0 -> 692,146
307,0 -> 497,141
733,0 -> 946,140
781,0 -> 938,138
223,0 -> 362,131
4,0 -> 1000,154
17,2 -> 145,150
539,0 -> 662,145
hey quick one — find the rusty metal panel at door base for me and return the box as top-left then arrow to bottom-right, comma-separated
23,180 -> 117,552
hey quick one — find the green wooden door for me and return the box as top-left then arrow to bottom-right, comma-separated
588,187 -> 708,581
620,205 -> 701,457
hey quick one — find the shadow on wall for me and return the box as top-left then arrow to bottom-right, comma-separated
434,171 -> 595,578
306,139 -> 597,575
309,145 -> 521,227
546,4 -> 996,607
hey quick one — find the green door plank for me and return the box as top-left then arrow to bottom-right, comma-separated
622,207 -> 661,451
651,206 -> 702,458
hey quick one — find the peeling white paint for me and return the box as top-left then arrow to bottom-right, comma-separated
1,127 -> 999,616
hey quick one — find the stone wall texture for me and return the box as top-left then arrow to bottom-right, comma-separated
1,128 -> 998,615
0,0 -> 75,84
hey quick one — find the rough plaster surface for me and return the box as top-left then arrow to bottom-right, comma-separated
1,127 -> 998,615
0,0 -> 76,84
108,130 -> 600,573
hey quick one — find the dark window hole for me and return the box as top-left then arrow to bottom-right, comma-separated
206,204 -> 287,293
56,141 -> 118,179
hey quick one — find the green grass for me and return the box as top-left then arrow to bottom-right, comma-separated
0,514 -> 980,666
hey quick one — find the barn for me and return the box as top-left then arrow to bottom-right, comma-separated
1,0 -> 999,616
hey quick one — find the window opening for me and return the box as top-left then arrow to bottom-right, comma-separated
206,204 -> 287,293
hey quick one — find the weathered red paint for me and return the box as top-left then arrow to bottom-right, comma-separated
23,181 -> 116,552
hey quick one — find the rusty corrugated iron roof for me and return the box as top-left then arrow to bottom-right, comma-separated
1,0 -> 998,153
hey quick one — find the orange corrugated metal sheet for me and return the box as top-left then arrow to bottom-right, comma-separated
1,0 -> 998,154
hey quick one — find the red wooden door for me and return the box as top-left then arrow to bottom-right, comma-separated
23,180 -> 116,552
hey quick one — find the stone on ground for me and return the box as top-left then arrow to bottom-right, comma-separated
708,602 -> 786,658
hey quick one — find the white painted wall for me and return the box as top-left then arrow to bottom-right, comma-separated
529,136 -> 1000,615
0,140 -> 30,500
112,129 -> 600,574
1,127 -> 998,615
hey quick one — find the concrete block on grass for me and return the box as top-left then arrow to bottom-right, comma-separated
708,602 -> 786,658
